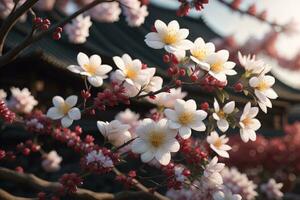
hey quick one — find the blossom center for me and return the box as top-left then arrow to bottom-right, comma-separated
149,131 -> 165,148
125,68 -> 137,79
257,81 -> 268,91
192,49 -> 206,60
242,117 -> 252,127
213,138 -> 223,149
83,64 -> 96,75
178,112 -> 194,125
163,30 -> 178,45
60,103 -> 71,115
211,62 -> 223,73
217,110 -> 226,119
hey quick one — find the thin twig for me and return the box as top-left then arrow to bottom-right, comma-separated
113,167 -> 170,200
217,0 -> 284,30
0,0 -> 39,54
0,0 -> 115,67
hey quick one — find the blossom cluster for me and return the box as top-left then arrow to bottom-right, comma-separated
0,18 -> 283,200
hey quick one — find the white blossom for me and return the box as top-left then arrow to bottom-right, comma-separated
239,102 -> 261,143
260,179 -> 283,200
206,50 -> 237,82
213,189 -> 242,200
121,0 -> 148,27
7,87 -> 38,114
145,20 -> 193,53
213,99 -> 235,132
41,150 -> 62,172
164,99 -> 207,139
88,2 -> 121,23
131,118 -> 180,165
190,37 -> 215,71
249,74 -> 278,113
86,150 -> 114,168
46,95 -> 81,128
207,131 -> 231,158
68,52 -> 112,87
112,54 -> 155,95
97,120 -> 132,147
65,15 -> 92,44
148,88 -> 187,108
238,52 -> 267,75
0,89 -> 7,100
203,156 -> 225,187
221,167 -> 257,200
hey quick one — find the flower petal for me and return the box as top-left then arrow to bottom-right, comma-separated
113,56 -> 125,70
141,151 -> 155,163
89,54 -> 101,66
47,107 -> 63,120
155,150 -> 171,165
223,101 -> 235,114
132,138 -> 148,154
179,126 -> 192,139
61,116 -> 73,128
67,65 -> 83,74
65,95 -> 77,107
53,96 -> 64,107
88,76 -> 103,87
145,39 -> 165,49
77,52 -> 89,66
168,120 -> 181,129
217,119 -> 229,132
68,107 -> 81,120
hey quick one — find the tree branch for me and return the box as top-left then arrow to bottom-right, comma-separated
0,0 -> 115,68
0,167 -> 165,200
0,189 -> 35,200
216,0 -> 285,30
113,168 -> 170,200
0,0 -> 39,54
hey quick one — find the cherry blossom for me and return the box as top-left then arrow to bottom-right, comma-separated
145,20 -> 193,53
131,118 -> 180,165
47,95 -> 81,128
164,99 -> 207,139
68,52 -> 112,87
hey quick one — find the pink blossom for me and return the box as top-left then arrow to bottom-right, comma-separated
65,15 -> 92,44
42,151 -> 62,172
120,0 -> 148,27
34,0 -> 56,11
88,2 -> 121,23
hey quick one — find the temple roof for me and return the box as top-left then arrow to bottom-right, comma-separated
3,4 -> 300,107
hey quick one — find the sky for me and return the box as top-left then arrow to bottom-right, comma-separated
151,0 -> 300,89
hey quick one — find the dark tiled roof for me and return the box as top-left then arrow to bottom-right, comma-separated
3,4 -> 300,106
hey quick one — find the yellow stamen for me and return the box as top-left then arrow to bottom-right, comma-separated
214,138 -> 223,149
178,112 -> 194,125
149,131 -> 165,148
211,62 -> 223,73
192,49 -> 206,60
257,81 -> 269,91
163,29 -> 178,45
217,110 -> 225,119
125,68 -> 137,79
60,103 -> 71,115
242,117 -> 252,127
83,64 -> 96,75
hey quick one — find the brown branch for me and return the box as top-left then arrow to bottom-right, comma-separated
0,167 -> 165,200
0,0 -> 39,54
0,0 -> 115,68
113,168 -> 170,200
0,167 -> 112,200
216,0 -> 285,30
0,189 -> 35,200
